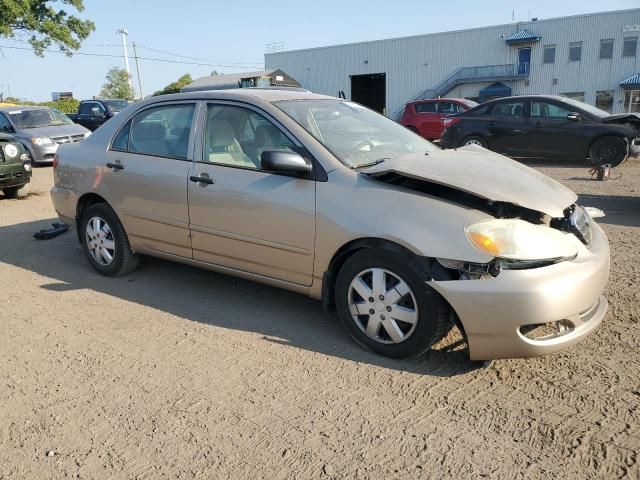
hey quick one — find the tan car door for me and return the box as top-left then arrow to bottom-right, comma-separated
103,102 -> 197,258
187,102 -> 316,286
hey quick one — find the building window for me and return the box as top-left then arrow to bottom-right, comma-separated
561,92 -> 585,103
595,91 -> 614,113
623,36 -> 638,57
624,90 -> 640,113
599,39 -> 614,59
569,42 -> 582,61
543,45 -> 556,63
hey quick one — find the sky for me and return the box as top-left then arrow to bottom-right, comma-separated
1,0 -> 638,102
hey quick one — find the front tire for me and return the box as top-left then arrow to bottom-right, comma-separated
3,183 -> 29,199
335,249 -> 452,358
80,203 -> 139,276
460,135 -> 488,148
589,136 -> 627,167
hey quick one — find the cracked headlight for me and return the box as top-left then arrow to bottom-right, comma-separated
31,137 -> 54,146
466,219 -> 578,261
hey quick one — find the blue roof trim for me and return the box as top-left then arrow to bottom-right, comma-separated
620,73 -> 640,88
504,30 -> 541,44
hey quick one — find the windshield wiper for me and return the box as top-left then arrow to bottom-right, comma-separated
352,158 -> 388,169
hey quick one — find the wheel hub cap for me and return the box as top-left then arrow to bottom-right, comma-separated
348,268 -> 418,344
85,216 -> 115,266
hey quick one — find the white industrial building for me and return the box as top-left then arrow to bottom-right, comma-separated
265,9 -> 640,117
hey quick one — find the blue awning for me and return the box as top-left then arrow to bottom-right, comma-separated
504,29 -> 541,44
620,73 -> 640,89
479,82 -> 512,102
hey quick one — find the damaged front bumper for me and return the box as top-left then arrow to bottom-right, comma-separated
430,219 -> 610,360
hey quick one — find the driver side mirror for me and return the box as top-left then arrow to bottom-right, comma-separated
0,124 -> 14,133
567,112 -> 582,121
261,150 -> 312,177
91,107 -> 105,119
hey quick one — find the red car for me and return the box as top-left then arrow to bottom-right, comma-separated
400,98 -> 478,140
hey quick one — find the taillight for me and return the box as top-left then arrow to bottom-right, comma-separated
443,117 -> 461,128
52,153 -> 59,169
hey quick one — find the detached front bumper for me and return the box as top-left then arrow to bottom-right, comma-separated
430,220 -> 610,360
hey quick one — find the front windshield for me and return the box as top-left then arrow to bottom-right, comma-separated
103,100 -> 130,113
8,108 -> 74,129
274,99 -> 439,168
558,97 -> 609,118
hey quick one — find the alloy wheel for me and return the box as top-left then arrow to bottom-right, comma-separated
464,139 -> 483,146
347,268 -> 419,344
85,216 -> 116,266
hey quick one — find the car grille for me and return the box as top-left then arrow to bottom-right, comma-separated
51,134 -> 85,145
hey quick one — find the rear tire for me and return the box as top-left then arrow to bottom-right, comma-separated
3,183 -> 29,199
589,136 -> 627,167
80,203 -> 139,277
460,135 -> 488,148
335,248 -> 452,358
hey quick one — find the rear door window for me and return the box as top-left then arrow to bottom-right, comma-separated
490,101 -> 526,118
111,103 -> 195,159
415,103 -> 437,113
437,102 -> 458,114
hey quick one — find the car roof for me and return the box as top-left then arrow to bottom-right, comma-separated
409,98 -> 470,104
136,88 -> 336,107
482,95 -> 574,104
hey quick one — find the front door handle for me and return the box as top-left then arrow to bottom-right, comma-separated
106,162 -> 124,170
535,122 -> 543,128
489,121 -> 497,126
190,175 -> 214,185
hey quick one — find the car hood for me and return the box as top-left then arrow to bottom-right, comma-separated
602,113 -> 640,131
361,147 -> 577,218
16,124 -> 89,138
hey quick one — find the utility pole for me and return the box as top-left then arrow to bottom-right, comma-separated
132,43 -> 144,99
116,28 -> 133,96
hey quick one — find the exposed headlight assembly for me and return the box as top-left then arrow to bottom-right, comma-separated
466,219 -> 578,262
31,137 -> 54,146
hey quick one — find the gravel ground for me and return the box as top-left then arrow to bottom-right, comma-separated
0,160 -> 638,479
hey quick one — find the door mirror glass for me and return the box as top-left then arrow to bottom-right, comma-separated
567,112 -> 582,121
261,150 -> 312,176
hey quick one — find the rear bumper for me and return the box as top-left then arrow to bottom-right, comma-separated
430,220 -> 610,360
50,185 -> 78,226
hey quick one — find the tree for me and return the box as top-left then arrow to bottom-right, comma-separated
0,0 -> 95,56
99,67 -> 135,100
153,74 -> 193,96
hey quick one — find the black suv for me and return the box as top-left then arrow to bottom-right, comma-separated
440,95 -> 640,166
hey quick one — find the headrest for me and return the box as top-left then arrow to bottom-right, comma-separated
255,124 -> 282,146
209,120 -> 236,148
133,121 -> 166,141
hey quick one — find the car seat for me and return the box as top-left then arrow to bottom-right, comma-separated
207,120 -> 256,168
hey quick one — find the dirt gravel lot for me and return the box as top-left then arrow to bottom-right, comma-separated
1,160 -> 639,479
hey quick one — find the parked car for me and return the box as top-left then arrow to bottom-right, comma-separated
51,89 -> 609,361
440,95 -> 640,166
67,99 -> 132,131
0,106 -> 90,166
400,98 -> 478,140
0,134 -> 32,198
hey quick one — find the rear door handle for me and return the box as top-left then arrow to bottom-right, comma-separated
489,121 -> 497,126
190,175 -> 214,185
106,162 -> 124,170
535,122 -> 543,128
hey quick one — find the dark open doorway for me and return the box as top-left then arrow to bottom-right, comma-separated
351,73 -> 386,114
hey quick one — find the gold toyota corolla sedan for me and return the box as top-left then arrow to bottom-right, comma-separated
51,88 -> 610,360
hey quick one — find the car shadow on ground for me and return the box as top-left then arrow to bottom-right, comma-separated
578,194 -> 640,228
0,218 -> 485,378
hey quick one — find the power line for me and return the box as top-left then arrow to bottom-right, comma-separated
2,37 -> 264,68
135,44 -> 263,66
0,44 -> 264,69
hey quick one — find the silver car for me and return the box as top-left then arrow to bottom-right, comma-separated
0,106 -> 90,166
51,89 -> 610,360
